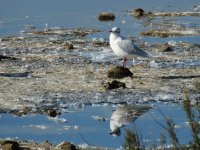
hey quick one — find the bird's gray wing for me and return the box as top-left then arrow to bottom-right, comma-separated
117,37 -> 149,57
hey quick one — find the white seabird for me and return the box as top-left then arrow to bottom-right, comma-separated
109,27 -> 150,67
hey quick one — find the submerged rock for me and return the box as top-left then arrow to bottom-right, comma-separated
98,13 -> 115,21
107,66 -> 133,79
46,109 -> 58,117
103,80 -> 126,90
132,8 -> 145,17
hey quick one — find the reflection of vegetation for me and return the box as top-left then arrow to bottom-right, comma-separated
183,89 -> 200,149
123,129 -> 144,150
123,90 -> 200,149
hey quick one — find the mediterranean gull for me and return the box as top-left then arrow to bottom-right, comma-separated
109,27 -> 150,67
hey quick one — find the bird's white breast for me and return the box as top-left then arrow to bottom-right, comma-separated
109,33 -> 129,58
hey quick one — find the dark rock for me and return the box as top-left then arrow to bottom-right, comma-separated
98,13 -> 115,21
46,109 -> 58,117
1,140 -> 20,150
62,43 -> 74,50
133,8 -> 144,17
107,66 -> 133,79
103,80 -> 126,90
159,43 -> 173,52
57,141 -> 76,150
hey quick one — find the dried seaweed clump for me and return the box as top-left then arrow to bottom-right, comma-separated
192,79 -> 200,92
141,30 -> 184,38
152,43 -> 173,52
103,80 -> 126,90
132,8 -> 145,17
32,28 -> 101,37
98,13 -> 115,21
107,66 -> 133,79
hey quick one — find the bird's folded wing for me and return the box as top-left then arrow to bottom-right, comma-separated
117,38 -> 150,57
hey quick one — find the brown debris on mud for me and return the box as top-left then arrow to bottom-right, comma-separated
0,27 -> 200,116
102,80 -> 126,90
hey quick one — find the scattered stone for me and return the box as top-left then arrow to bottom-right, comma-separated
56,141 -> 76,150
1,140 -> 20,150
98,13 -> 115,21
103,80 -> 126,90
158,43 -> 173,52
62,43 -> 74,50
107,66 -> 133,79
132,8 -> 144,17
46,109 -> 58,117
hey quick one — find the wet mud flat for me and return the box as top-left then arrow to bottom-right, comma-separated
0,27 -> 200,115
0,8 -> 200,149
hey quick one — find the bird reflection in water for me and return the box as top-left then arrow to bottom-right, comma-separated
109,105 -> 152,137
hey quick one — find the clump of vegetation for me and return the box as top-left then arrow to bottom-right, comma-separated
192,79 -> 200,92
123,90 -> 200,149
183,89 -> 200,149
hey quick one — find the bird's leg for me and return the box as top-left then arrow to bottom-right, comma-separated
123,58 -> 127,68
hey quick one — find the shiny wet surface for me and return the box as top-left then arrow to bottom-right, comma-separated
0,103 -> 192,148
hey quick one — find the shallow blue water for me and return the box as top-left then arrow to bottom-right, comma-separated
0,0 -> 199,44
0,103 -> 193,148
